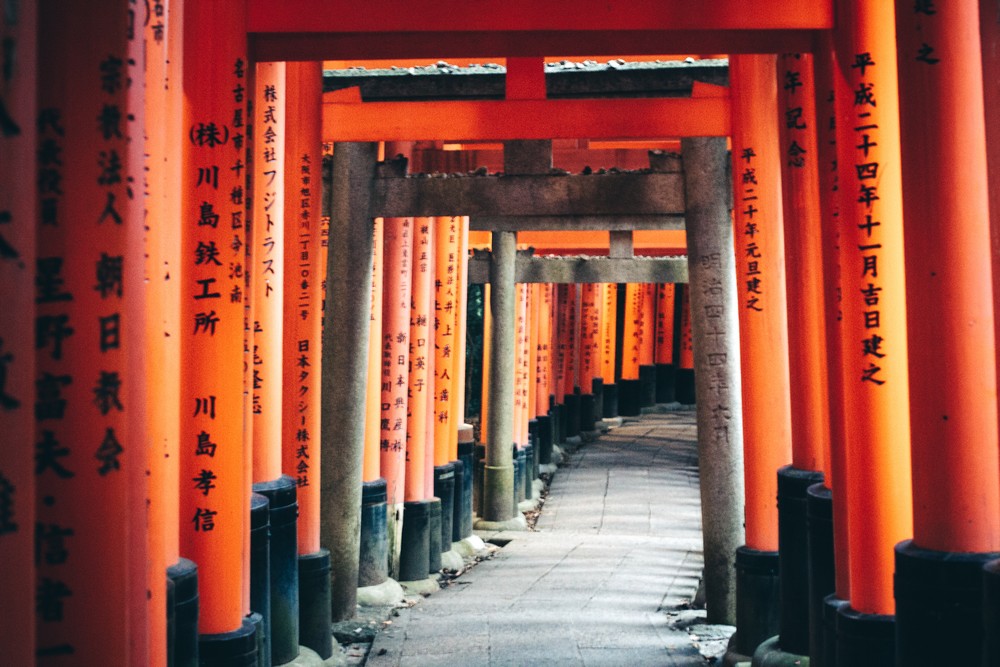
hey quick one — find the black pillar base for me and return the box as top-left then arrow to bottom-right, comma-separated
199,617 -> 257,667
676,368 -> 696,405
983,559 -> 1000,664
450,459 -> 465,543
253,475 -> 299,665
513,447 -> 525,502
457,443 -> 475,539
835,604 -> 894,667
895,540 -> 998,665
524,444 -> 535,495
638,365 -> 657,408
591,378 -> 605,421
564,392 -> 581,437
428,499 -> 442,572
167,557 -> 199,667
552,402 -> 565,445
359,479 -> 389,587
777,466 -> 824,656
735,545 -> 781,656
579,393 -> 596,432
433,465 -> 455,554
602,383 -> 619,418
618,379 -> 642,417
298,550 -> 333,659
536,415 -> 552,464
473,443 -> 485,515
249,492 -> 271,667
821,595 -> 848,667
398,500 -> 432,582
655,363 -> 676,404
806,484 -> 835,666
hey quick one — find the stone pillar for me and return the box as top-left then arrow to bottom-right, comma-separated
682,136 -> 746,627
322,142 -> 378,621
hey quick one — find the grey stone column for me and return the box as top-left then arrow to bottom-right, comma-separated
321,142 -> 378,621
482,229 -> 517,521
681,136 -> 746,625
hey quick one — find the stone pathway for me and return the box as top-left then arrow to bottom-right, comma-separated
364,411 -> 733,666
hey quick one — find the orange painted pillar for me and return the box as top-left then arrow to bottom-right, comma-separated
0,4 -> 35,666
434,216 -> 460,466
833,0 -> 914,634
579,283 -> 600,429
637,283 -> 656,408
515,283 -> 528,448
619,283 -> 643,416
35,2 -> 134,663
774,51 -> 830,657
812,31 -> 854,659
363,215 -> 384,484
180,0 -> 255,651
778,53 -> 830,476
654,284 -> 677,403
553,285 -> 568,406
676,284 -> 695,404
251,61 -> 286,484
533,284 -> 555,465
528,284 -> 540,425
406,218 -> 434,503
893,4 -> 1000,662
124,15 -> 151,666
561,284 -> 582,437
600,283 -> 620,416
729,53 -> 794,655
480,283 -> 491,443
380,217 -> 412,508
282,61 -> 322,553
454,217 -> 470,432
380,216 -> 412,576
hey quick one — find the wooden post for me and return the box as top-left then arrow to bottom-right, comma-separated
407,218 -> 435,504
832,0 -> 914,661
676,284 -> 696,404
0,4 -> 35,665
619,283 -> 643,415
654,284 -> 677,404
35,2 -> 136,662
729,53 -> 794,658
893,3 -> 1000,663
600,283 -> 620,416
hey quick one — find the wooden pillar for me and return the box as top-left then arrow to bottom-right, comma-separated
455,217 -> 470,430
180,0 -> 252,644
833,0 -> 914,627
322,142 -> 378,621
579,284 -> 600,401
676,284 -> 696,404
778,53 -> 830,477
528,284 -> 540,423
771,51 -> 831,659
654,283 -> 677,404
637,283 -> 657,407
729,53 -> 794,656
251,62 -> 286,485
619,283 -> 643,416
363,216 -> 383,484
553,285 -> 568,406
894,4 -> 1000,663
812,30 -> 854,665
0,4 -> 35,665
407,217 -> 435,502
35,2 -> 135,661
434,217 -> 460,467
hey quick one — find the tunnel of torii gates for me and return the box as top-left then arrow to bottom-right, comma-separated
4,2 -> 1000,667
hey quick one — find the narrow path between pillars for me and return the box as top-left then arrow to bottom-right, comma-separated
364,411 -> 735,666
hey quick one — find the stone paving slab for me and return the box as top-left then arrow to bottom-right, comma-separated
364,412 -> 732,666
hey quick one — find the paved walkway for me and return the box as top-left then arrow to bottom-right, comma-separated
366,411 -> 730,666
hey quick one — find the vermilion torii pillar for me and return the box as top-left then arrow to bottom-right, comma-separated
552,284 -> 569,442
381,215 -> 413,579
600,283 -> 620,417
812,31 -> 852,667
281,60 -> 334,661
35,2 -> 136,662
833,0 -> 914,662
535,284 -> 555,466
561,284 -> 581,438
771,51 -> 830,661
893,4 -> 1000,664
727,53 -> 794,661
0,5 -> 35,666
578,283 -> 600,432
180,0 -> 257,658
618,283 -> 643,416
676,285 -> 695,405
654,283 -> 676,404
637,283 -> 657,408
